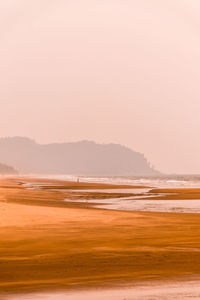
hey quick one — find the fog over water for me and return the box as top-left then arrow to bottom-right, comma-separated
1,1 -> 200,174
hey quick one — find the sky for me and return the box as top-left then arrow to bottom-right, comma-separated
0,0 -> 200,174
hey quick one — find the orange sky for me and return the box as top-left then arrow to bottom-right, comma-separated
1,0 -> 200,174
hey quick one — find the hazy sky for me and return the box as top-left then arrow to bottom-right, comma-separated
1,0 -> 200,174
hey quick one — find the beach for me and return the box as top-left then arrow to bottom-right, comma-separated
1,177 -> 200,298
5,279 -> 200,299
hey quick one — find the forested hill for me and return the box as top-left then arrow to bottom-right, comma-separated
0,162 -> 18,175
0,137 -> 160,176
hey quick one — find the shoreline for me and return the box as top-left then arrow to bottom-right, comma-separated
1,177 -> 200,296
4,277 -> 200,299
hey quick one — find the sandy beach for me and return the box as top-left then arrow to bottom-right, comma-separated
2,0 -> 200,297
1,177 -> 200,298
5,279 -> 200,299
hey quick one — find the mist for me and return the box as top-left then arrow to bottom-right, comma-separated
1,0 -> 200,174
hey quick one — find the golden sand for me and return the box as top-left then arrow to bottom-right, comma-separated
1,178 -> 200,293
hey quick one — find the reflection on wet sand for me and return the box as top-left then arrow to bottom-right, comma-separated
24,180 -> 200,214
66,197 -> 200,213
2,177 -> 200,299
6,279 -> 200,300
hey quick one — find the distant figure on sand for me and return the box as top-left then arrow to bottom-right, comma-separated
77,177 -> 79,183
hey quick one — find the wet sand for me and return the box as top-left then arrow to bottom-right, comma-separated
1,177 -> 200,296
5,279 -> 200,299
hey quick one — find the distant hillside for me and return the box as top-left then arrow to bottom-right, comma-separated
0,137 -> 160,176
0,162 -> 18,175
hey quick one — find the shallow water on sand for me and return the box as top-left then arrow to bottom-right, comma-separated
95,198 -> 200,213
65,195 -> 200,213
22,175 -> 200,213
6,280 -> 200,299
